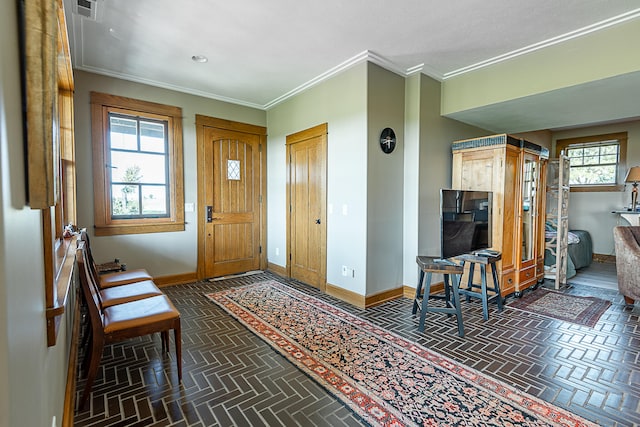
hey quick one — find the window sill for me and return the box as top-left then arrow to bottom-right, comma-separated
570,184 -> 623,192
94,222 -> 185,236
46,235 -> 78,346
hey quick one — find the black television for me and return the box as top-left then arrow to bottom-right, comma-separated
440,189 -> 493,259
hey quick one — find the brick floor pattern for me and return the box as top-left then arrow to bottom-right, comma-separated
74,272 -> 640,427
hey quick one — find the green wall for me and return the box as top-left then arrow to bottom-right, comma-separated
442,18 -> 640,116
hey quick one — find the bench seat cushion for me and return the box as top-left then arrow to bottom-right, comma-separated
103,295 -> 179,334
99,280 -> 163,308
99,268 -> 153,288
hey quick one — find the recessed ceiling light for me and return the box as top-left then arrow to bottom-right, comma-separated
191,55 -> 208,63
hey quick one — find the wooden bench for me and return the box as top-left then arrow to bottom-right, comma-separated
76,242 -> 182,410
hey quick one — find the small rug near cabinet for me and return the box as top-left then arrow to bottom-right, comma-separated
206,280 -> 597,427
507,288 -> 611,327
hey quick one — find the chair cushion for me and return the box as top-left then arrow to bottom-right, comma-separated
103,295 -> 179,334
99,280 -> 163,308
99,268 -> 153,288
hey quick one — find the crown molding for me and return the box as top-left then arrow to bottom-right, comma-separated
73,64 -> 265,109
443,8 -> 640,79
264,51 -> 370,109
264,50 -> 428,109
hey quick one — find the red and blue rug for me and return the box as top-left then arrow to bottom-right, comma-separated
507,288 -> 611,328
206,280 -> 597,427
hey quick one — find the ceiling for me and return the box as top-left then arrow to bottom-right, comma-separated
64,0 -> 640,131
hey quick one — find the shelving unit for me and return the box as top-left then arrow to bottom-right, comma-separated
544,153 -> 570,288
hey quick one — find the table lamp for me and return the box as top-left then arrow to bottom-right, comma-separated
625,166 -> 640,211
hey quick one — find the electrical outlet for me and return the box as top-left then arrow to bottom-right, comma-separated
51,416 -> 57,427
341,265 -> 348,276
275,248 -> 279,256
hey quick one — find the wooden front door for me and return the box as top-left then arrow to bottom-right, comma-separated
287,124 -> 327,290
196,116 -> 266,279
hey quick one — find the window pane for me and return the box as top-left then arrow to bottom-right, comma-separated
227,159 -> 241,180
112,184 -> 140,216
567,149 -> 583,166
110,151 -> 167,184
582,154 -> 599,165
140,121 -> 166,153
600,145 -> 618,155
109,117 -> 137,150
570,165 -> 616,185
600,154 -> 617,164
141,185 -> 168,215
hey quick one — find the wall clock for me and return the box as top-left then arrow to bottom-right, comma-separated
379,127 -> 396,154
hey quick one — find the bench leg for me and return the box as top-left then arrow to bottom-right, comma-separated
79,334 -> 104,410
480,265 -> 489,321
412,269 -> 425,315
174,321 -> 182,382
465,262 -> 475,303
449,273 -> 464,337
418,272 -> 432,332
490,262 -> 503,311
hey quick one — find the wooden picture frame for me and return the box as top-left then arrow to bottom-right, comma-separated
22,0 -> 60,209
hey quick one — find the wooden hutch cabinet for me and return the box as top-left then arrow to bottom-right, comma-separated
451,134 -> 549,297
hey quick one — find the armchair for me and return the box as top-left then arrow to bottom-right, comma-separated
613,226 -> 640,305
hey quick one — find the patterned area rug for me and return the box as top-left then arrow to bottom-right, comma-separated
206,280 -> 597,427
507,288 -> 611,327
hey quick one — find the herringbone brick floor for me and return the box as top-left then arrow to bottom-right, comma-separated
74,267 -> 639,426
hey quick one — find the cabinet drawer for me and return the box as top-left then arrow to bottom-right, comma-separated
519,265 -> 537,284
500,270 -> 516,295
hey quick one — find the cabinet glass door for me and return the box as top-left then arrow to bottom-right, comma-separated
521,155 -> 537,262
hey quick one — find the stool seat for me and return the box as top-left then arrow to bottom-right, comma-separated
413,256 -> 465,337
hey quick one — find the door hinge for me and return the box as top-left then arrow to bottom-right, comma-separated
259,143 -> 262,152
259,245 -> 262,254
259,195 -> 262,203
289,253 -> 292,261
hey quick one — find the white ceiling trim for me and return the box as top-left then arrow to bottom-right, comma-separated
443,8 -> 640,79
264,50 -> 430,110
265,51 -> 406,110
73,64 -> 267,109
264,50 -> 370,109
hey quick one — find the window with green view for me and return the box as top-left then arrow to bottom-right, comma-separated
566,142 -> 619,186
109,114 -> 170,218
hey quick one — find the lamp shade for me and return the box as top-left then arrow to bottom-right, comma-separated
625,166 -> 640,183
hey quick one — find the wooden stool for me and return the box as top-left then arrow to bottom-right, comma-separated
412,256 -> 465,337
457,253 -> 504,321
